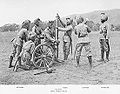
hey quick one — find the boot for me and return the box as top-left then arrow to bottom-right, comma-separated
13,65 -> 19,72
13,56 -> 21,72
19,65 -> 30,70
46,67 -> 53,73
76,56 -> 80,67
97,50 -> 104,62
64,52 -> 67,60
106,51 -> 110,62
88,56 -> 92,68
18,56 -> 22,66
9,56 -> 14,68
65,55 -> 69,60
54,55 -> 63,63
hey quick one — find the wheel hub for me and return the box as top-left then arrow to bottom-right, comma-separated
42,54 -> 46,58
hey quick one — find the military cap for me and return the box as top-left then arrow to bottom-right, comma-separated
101,13 -> 108,21
66,17 -> 73,24
76,17 -> 84,24
84,18 -> 89,24
22,20 -> 31,25
22,20 -> 31,29
33,18 -> 40,24
66,17 -> 71,20
47,21 -> 54,27
28,32 -> 36,40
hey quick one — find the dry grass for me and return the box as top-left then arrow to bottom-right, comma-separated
0,31 -> 120,85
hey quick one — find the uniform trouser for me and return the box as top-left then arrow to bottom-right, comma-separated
49,42 -> 58,61
10,44 -> 22,62
9,37 -> 23,68
9,45 -> 22,69
75,42 -> 92,64
63,41 -> 71,60
99,39 -> 110,60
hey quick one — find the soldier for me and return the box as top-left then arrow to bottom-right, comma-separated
44,21 -> 60,66
98,13 -> 110,62
32,18 -> 44,46
13,32 -> 36,71
74,17 -> 92,68
56,15 -> 73,60
9,20 -> 31,68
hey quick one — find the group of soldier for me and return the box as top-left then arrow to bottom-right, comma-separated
8,12 -> 110,72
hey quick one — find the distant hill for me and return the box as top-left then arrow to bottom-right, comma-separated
0,23 -> 20,32
67,9 -> 120,25
1,9 -> 120,32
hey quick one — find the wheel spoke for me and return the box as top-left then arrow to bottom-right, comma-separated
45,48 -> 51,55
42,59 -> 46,68
40,45 -> 44,53
46,56 -> 52,64
40,59 -> 44,67
35,51 -> 41,56
38,47 -> 43,54
35,56 -> 43,61
46,53 -> 53,58
36,59 -> 42,67
44,58 -> 50,68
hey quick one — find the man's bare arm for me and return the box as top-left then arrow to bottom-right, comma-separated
58,18 -> 66,28
87,26 -> 91,33
58,26 -> 72,32
56,14 -> 66,27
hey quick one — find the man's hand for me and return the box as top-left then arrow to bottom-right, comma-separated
100,31 -> 103,34
54,40 -> 60,45
55,26 -> 58,30
56,13 -> 60,20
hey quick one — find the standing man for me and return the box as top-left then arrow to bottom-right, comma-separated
32,18 -> 44,46
9,20 -> 31,68
98,13 -> 110,62
56,15 -> 73,60
74,17 -> 92,68
44,21 -> 60,66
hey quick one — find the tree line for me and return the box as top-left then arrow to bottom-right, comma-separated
0,18 -> 120,32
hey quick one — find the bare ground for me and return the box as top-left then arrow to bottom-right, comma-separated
0,31 -> 120,85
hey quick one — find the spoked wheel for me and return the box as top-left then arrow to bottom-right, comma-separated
32,43 -> 55,69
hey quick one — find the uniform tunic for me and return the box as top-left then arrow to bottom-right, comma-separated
16,28 -> 29,46
99,22 -> 110,39
44,27 -> 55,43
32,26 -> 43,46
44,27 -> 56,50
58,25 -> 73,60
99,22 -> 110,52
74,23 -> 90,43
63,25 -> 73,43
74,23 -> 92,57
11,28 -> 29,57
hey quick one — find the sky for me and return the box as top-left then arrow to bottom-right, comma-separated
0,0 -> 120,26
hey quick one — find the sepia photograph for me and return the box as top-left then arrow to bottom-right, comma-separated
0,0 -> 120,93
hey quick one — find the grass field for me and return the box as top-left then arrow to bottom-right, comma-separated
0,31 -> 120,85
